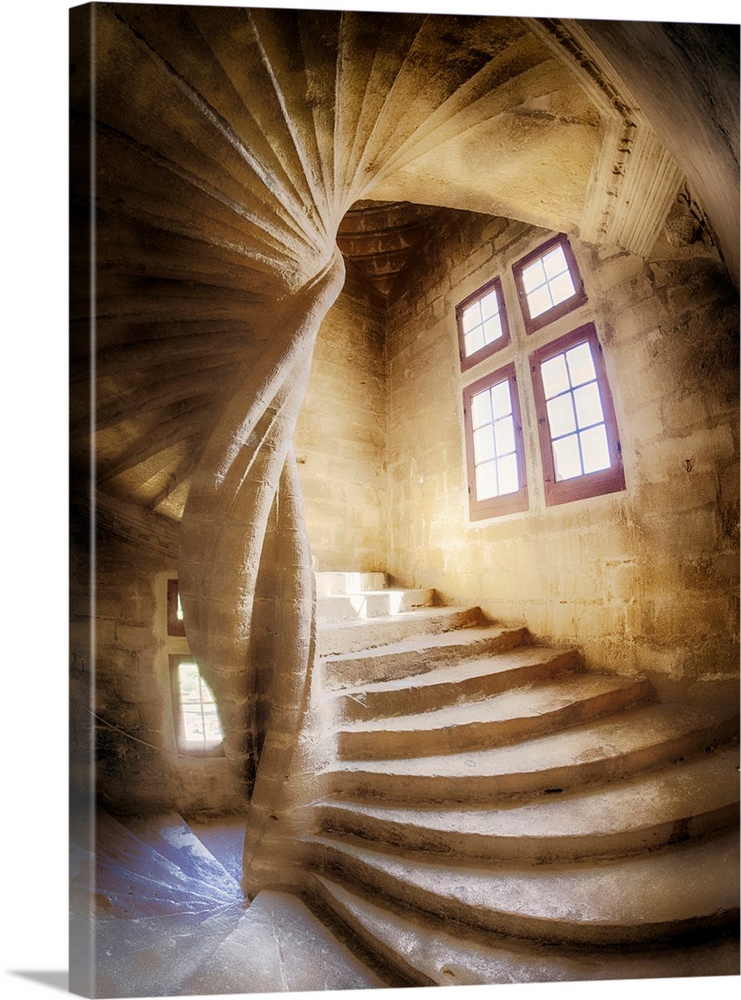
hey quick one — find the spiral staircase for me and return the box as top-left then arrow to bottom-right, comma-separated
69,5 -> 739,996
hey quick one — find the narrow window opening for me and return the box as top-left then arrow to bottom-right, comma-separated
463,363 -> 527,519
530,325 -> 625,506
170,655 -> 225,756
513,234 -> 587,334
456,276 -> 510,370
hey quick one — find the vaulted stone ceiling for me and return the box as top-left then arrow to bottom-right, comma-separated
69,5 -> 733,540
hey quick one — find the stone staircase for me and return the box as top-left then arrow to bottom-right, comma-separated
69,808 -> 384,997
71,574 -> 739,994
302,572 -> 741,986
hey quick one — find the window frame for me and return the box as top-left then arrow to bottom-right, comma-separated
456,275 -> 511,371
530,323 -> 625,507
169,654 -> 225,758
513,234 -> 587,334
462,362 -> 528,520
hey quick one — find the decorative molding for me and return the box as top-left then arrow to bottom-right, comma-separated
531,17 -> 685,258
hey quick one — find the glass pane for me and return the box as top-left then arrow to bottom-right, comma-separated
540,354 -> 569,398
573,382 -> 604,428
522,259 -> 546,294
464,326 -> 485,357
497,453 -> 519,495
566,342 -> 596,386
494,415 -> 515,455
471,388 -> 492,428
181,708 -> 204,741
462,302 -> 481,333
548,270 -> 576,306
547,393 -> 577,437
482,315 -> 503,345
542,245 -> 569,279
526,283 -> 553,318
552,434 -> 582,480
487,380 -> 510,420
476,459 -> 499,500
178,662 -> 200,700
480,289 -> 500,320
580,425 -> 611,473
473,424 -> 495,462
202,706 -> 222,741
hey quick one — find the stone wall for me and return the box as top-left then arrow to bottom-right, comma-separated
383,210 -> 739,704
294,262 -> 388,573
70,521 -> 245,816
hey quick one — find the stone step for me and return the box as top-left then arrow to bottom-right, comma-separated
322,622 -> 529,688
81,811 -> 239,917
322,702 -> 739,804
315,572 -> 387,597
317,605 -> 488,658
336,672 -> 653,760
315,741 -> 739,861
179,889 -> 388,995
329,645 -> 579,722
317,588 -> 435,624
305,826 -> 740,946
310,872 -> 741,986
124,812 -> 242,899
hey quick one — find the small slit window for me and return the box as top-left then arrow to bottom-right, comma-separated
456,276 -> 510,370
530,324 -> 625,506
513,234 -> 587,333
170,655 -> 224,756
167,579 -> 186,637
463,363 -> 527,519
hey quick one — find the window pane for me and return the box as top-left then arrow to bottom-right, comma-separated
540,355 -> 569,398
482,315 -> 503,345
548,270 -> 576,307
471,389 -> 492,428
542,245 -> 569,279
489,380 -> 512,420
473,424 -> 496,462
181,708 -> 204,741
178,661 -> 200,699
526,284 -> 553,318
522,259 -> 546,294
565,342 -> 596,386
580,425 -> 611,473
476,459 -> 499,500
480,289 -> 500,320
497,453 -> 519,495
573,382 -> 604,428
462,302 -> 481,333
552,434 -> 582,480
464,326 -> 485,357
202,706 -> 222,741
547,393 -> 577,437
494,415 -> 515,455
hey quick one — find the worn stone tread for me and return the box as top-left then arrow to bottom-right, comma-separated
306,826 -> 740,945
322,702 -> 738,802
330,644 -> 579,720
311,872 -> 741,986
316,605 -> 488,658
316,741 -> 739,860
336,672 -> 652,760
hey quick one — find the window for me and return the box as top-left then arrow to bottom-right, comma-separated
513,234 -> 587,334
167,578 -> 186,637
456,276 -> 510,370
170,655 -> 224,756
463,363 -> 527,519
530,324 -> 625,506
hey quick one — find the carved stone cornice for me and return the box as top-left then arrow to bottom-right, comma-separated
529,17 -> 685,258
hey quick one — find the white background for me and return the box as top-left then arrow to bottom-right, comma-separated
2,0 -> 737,998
